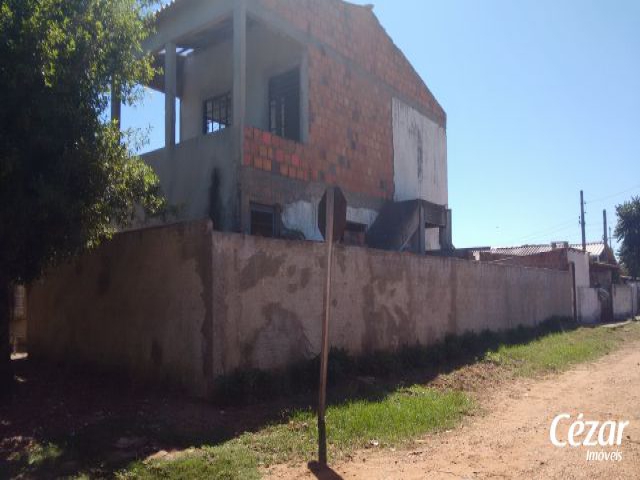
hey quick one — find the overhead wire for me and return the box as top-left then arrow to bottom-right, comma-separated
585,183 -> 640,205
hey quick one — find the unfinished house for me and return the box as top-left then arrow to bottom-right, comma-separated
127,0 -> 451,252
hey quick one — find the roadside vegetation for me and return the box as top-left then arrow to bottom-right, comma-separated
3,320 -> 639,480
485,322 -> 633,376
116,320 -> 640,480
120,387 -> 470,480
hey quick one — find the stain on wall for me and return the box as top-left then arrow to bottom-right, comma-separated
392,98 -> 447,206
29,221 -> 573,397
28,221 -> 214,397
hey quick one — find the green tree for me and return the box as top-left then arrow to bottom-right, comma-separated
0,0 -> 164,388
614,196 -> 640,278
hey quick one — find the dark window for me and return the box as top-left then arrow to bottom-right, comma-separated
269,68 -> 300,142
250,203 -> 278,238
203,92 -> 232,134
342,222 -> 367,246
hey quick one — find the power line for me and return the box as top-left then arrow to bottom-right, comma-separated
585,183 -> 640,205
503,218 -> 577,245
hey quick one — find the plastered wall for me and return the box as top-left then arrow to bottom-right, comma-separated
392,98 -> 448,206
29,221 -> 572,396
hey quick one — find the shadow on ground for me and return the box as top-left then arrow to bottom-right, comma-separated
0,317 -> 578,478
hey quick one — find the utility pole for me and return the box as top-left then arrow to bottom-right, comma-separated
609,227 -> 613,247
603,210 -> 608,247
580,190 -> 586,252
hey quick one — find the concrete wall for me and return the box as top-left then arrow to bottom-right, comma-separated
567,250 -> 590,288
392,98 -> 448,206
613,284 -> 634,321
29,221 -> 572,396
142,128 -> 236,229
238,159 -> 384,239
577,287 -> 601,324
28,222 -> 215,396
213,233 -> 571,376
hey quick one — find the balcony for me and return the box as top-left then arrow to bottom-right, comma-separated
141,128 -> 236,228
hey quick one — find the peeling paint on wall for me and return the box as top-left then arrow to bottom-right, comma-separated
281,200 -> 378,241
29,223 -> 574,397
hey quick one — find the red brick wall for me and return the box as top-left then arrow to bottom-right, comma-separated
243,0 -> 445,201
259,0 -> 445,125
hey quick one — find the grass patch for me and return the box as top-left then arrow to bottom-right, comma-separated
12,320 -> 638,480
485,321 -> 640,376
121,321 -> 640,479
119,444 -> 259,480
238,386 -> 471,465
119,387 -> 471,478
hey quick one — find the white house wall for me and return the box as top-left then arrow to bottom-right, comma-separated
392,98 -> 448,206
567,250 -> 590,288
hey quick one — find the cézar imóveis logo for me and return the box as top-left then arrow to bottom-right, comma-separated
549,413 -> 629,462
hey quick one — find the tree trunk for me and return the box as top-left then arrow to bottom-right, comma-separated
0,280 -> 13,393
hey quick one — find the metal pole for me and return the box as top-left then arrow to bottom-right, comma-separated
318,187 -> 335,466
603,210 -> 608,247
580,190 -> 586,252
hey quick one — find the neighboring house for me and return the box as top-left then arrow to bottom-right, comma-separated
471,241 -> 624,323
472,243 -> 592,289
121,0 -> 451,252
477,242 -> 615,263
474,242 -> 618,288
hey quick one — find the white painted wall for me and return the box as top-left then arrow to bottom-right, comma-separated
613,284 -> 633,320
392,98 -> 448,206
179,25 -> 302,142
281,199 -> 378,242
567,250 -> 590,288
426,229 -> 440,250
577,287 -> 601,324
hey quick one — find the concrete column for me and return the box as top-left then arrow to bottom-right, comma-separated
232,1 -> 247,232
110,80 -> 121,129
164,42 -> 177,149
233,2 -> 247,132
300,51 -> 310,143
417,203 -> 425,254
439,209 -> 453,250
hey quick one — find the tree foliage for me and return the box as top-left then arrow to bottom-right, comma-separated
0,0 -> 164,285
614,196 -> 640,278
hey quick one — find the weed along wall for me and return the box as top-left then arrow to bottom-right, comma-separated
28,220 -> 572,397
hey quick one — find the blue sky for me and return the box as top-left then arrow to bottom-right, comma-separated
122,0 -> 640,250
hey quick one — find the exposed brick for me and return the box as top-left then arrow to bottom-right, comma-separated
241,0 -> 446,201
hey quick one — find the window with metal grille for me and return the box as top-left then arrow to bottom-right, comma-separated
269,68 -> 300,142
203,92 -> 232,134
250,203 -> 278,238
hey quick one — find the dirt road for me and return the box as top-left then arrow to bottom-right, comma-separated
267,340 -> 640,479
